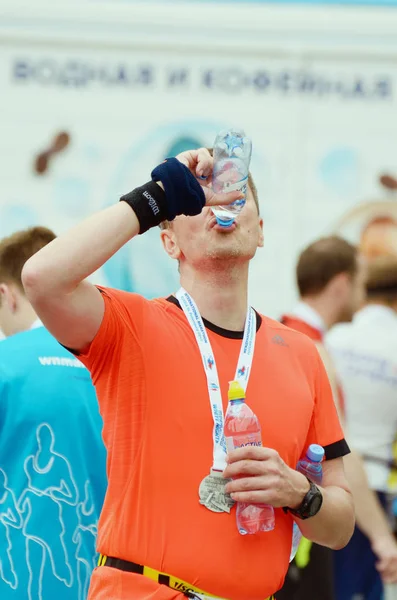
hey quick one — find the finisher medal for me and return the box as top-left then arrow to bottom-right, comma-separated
199,470 -> 235,514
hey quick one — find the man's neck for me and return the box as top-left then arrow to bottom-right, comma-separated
12,304 -> 39,336
179,264 -> 249,331
299,297 -> 334,331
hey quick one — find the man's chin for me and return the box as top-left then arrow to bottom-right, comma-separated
204,244 -> 256,262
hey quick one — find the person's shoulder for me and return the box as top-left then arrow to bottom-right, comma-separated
259,314 -> 319,355
0,327 -> 45,353
0,328 -> 50,379
258,314 -> 325,379
97,285 -> 145,303
0,327 -> 81,364
325,322 -> 353,348
97,285 -> 166,310
100,286 -> 179,316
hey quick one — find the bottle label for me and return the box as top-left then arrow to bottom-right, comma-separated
223,175 -> 248,194
227,434 -> 262,450
234,440 -> 262,449
237,441 -> 262,448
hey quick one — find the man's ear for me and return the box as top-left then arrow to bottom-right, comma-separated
258,218 -> 264,248
160,226 -> 182,261
0,283 -> 17,313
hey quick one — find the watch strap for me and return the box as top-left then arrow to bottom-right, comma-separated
283,480 -> 323,520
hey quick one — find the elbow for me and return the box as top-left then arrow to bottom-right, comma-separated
21,258 -> 45,302
329,510 -> 355,551
331,530 -> 354,551
22,256 -> 74,304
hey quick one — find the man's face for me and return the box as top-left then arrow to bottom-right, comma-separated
339,257 -> 367,323
161,186 -> 264,268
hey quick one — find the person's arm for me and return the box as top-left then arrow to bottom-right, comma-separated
344,450 -> 397,583
224,447 -> 354,550
22,149 -> 241,351
296,456 -> 354,549
224,343 -> 355,550
23,203 -> 138,351
315,342 -> 343,419
320,343 -> 397,582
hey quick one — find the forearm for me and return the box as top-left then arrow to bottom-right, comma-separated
297,483 -> 355,550
344,450 -> 392,542
224,449 -> 355,551
23,202 -> 139,295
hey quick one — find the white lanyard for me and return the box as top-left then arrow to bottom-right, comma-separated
176,288 -> 256,472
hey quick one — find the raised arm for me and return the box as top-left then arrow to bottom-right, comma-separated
22,203 -> 139,351
22,150 -> 242,352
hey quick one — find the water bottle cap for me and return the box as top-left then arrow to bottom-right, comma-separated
215,216 -> 235,228
228,380 -> 245,401
233,146 -> 243,157
306,444 -> 324,463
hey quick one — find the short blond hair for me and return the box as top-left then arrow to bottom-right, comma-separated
0,226 -> 56,291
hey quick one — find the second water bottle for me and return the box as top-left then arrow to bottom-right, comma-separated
290,444 -> 324,561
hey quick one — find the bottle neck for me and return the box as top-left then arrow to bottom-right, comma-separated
306,455 -> 322,464
229,398 -> 245,405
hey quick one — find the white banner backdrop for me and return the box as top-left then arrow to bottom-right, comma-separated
1,2 -> 397,319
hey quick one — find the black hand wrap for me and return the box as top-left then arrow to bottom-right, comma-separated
119,180 -> 167,234
151,157 -> 206,220
120,158 -> 206,234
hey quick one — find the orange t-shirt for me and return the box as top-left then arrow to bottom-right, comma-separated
78,288 -> 348,600
281,314 -> 346,421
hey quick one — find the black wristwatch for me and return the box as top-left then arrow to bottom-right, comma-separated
283,480 -> 323,520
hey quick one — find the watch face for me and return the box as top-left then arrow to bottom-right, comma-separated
287,482 -> 323,519
309,494 -> 323,516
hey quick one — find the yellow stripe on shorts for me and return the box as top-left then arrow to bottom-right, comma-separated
99,554 -> 274,599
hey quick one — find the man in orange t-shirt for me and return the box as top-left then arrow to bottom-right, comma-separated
22,147 -> 354,600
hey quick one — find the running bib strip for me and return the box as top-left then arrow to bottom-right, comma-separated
98,554 -> 275,600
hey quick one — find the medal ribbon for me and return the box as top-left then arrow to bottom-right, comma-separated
176,288 -> 256,472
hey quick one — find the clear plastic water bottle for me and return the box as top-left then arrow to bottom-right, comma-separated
211,129 -> 252,228
290,444 -> 324,561
224,380 -> 275,535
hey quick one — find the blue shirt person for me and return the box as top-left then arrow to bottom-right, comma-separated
0,227 -> 107,600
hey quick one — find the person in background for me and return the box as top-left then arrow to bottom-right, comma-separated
0,227 -> 107,600
278,236 -> 397,600
327,255 -> 397,600
21,148 -> 354,600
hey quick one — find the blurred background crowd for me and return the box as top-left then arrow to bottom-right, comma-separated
1,0 -> 397,599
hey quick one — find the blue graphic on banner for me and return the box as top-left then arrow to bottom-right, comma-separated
319,148 -> 360,197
